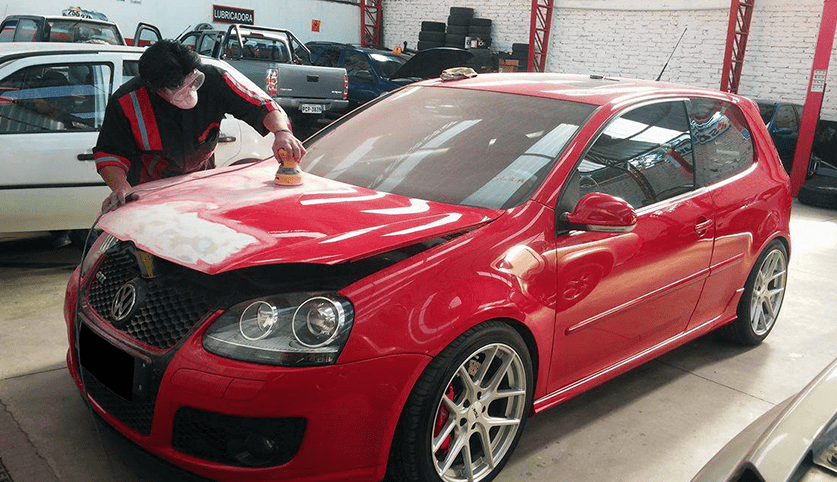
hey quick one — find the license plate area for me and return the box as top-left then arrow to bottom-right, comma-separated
79,324 -> 134,401
300,103 -> 324,114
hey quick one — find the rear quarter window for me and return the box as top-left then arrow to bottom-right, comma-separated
688,98 -> 755,186
0,21 -> 17,42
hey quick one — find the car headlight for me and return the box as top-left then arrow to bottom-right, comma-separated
203,293 -> 354,366
79,233 -> 118,278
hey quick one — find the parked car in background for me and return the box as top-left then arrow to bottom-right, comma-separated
0,15 -> 126,45
306,41 -> 473,108
136,23 -> 349,130
0,43 -> 273,238
64,73 -> 791,482
692,357 -> 837,482
757,100 -> 804,173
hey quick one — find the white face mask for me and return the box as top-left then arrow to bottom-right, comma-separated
159,69 -> 204,110
169,89 -> 198,109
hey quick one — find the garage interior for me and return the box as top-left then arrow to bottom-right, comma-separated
2,0 -> 837,481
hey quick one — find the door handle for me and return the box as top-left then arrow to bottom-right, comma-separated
694,218 -> 714,236
77,153 -> 95,161
307,74 -> 319,82
218,135 -> 237,143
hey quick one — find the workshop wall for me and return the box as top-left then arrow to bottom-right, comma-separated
384,0 -> 837,120
0,0 -> 360,44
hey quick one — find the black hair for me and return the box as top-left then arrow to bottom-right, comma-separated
138,39 -> 201,91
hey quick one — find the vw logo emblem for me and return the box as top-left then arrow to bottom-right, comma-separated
110,280 -> 143,327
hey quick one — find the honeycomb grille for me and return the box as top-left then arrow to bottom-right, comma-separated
87,243 -> 216,349
172,407 -> 306,467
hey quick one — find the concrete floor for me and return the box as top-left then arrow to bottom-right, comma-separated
0,201 -> 835,482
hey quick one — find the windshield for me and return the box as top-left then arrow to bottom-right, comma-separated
304,86 -> 595,210
48,20 -> 122,45
370,52 -> 407,79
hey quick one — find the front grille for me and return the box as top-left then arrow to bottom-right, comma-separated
81,367 -> 157,436
87,242 -> 216,349
172,407 -> 306,467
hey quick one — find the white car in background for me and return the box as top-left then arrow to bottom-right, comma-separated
0,43 -> 273,238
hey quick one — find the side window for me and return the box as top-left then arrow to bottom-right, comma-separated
689,98 -> 754,186
0,21 -> 19,42
773,104 -> 798,132
344,51 -> 372,80
13,19 -> 38,42
0,63 -> 113,133
758,103 -> 775,125
312,47 -> 338,67
198,34 -> 219,56
122,60 -> 140,85
561,101 -> 694,211
180,33 -> 199,51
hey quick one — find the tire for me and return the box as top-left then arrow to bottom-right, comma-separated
471,18 -> 492,27
419,31 -> 446,42
421,21 -> 447,32
722,240 -> 788,345
417,40 -> 444,51
798,174 -> 837,209
391,322 -> 533,482
469,26 -> 492,37
445,25 -> 469,36
512,43 -> 529,54
448,14 -> 471,27
450,6 -> 475,17
445,34 -> 466,46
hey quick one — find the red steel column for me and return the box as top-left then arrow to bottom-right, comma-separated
791,0 -> 837,196
528,0 -> 554,72
720,0 -> 755,93
360,0 -> 382,48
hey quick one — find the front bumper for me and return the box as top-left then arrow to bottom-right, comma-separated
64,268 -> 429,482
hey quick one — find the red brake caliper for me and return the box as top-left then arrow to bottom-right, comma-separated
433,385 -> 456,455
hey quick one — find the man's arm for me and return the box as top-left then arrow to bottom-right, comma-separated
263,110 -> 306,164
99,166 -> 135,211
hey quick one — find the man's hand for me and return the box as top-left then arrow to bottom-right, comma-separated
101,187 -> 138,213
272,130 -> 306,164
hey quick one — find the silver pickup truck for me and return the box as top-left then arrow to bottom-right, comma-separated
135,23 -> 349,128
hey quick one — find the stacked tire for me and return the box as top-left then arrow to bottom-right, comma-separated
510,42 -> 529,71
468,18 -> 492,48
446,7 -> 473,48
417,21 -> 446,51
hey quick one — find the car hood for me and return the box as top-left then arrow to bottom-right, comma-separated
97,161 -> 501,275
388,47 -> 474,80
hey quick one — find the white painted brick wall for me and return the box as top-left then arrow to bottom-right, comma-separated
383,0 -> 837,119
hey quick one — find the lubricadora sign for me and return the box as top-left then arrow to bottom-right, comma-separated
212,5 -> 255,25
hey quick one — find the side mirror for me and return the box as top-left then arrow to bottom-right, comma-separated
355,70 -> 375,82
560,192 -> 637,233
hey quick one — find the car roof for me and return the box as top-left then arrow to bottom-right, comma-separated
0,42 -> 143,62
417,73 -> 746,107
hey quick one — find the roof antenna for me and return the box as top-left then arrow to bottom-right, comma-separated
656,27 -> 687,82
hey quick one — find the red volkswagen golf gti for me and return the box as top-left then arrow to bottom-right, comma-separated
64,73 -> 792,482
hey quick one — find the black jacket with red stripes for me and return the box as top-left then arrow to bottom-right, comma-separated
94,64 -> 279,186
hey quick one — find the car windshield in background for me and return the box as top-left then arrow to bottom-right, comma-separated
47,20 -> 121,45
304,86 -> 595,209
370,52 -> 406,78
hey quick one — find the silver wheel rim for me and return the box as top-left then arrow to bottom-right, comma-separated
431,343 -> 527,482
750,249 -> 787,336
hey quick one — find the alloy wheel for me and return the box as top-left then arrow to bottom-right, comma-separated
431,343 -> 527,482
749,249 -> 787,336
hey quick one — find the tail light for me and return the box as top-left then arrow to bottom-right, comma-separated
343,72 -> 348,100
266,68 -> 278,96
